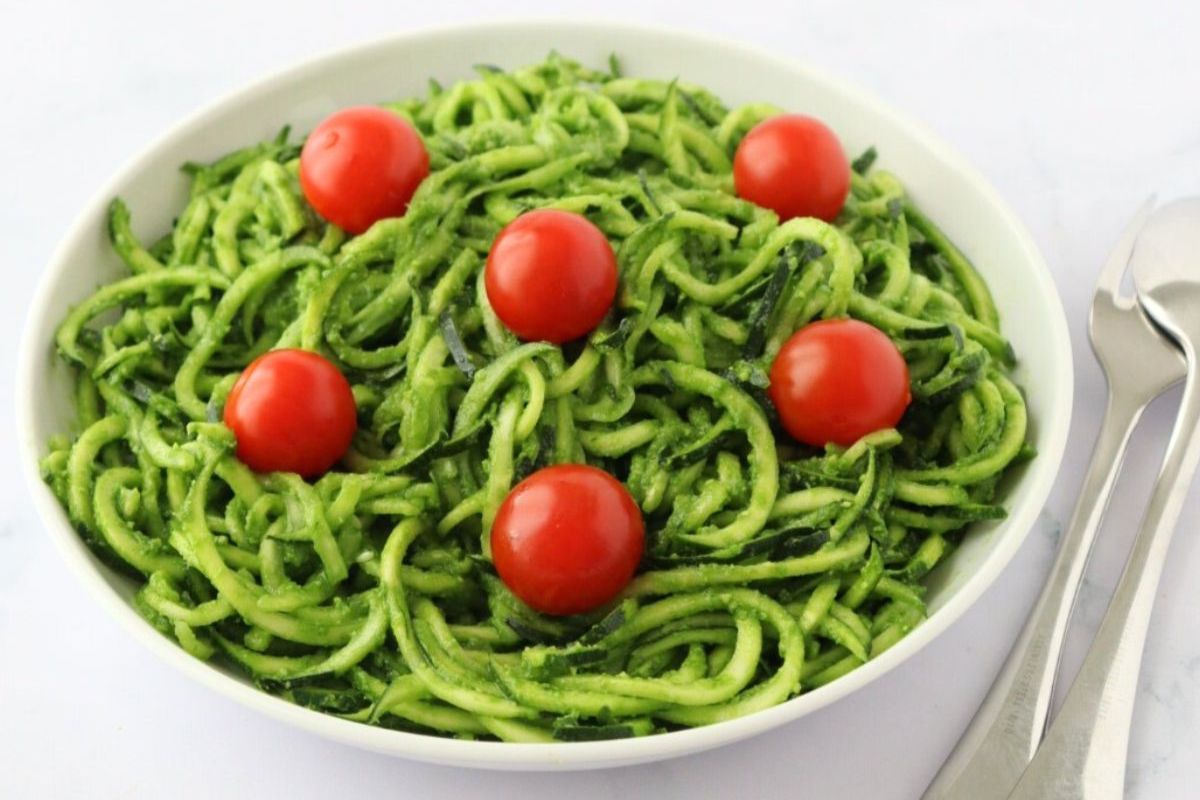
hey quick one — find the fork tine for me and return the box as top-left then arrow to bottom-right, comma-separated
1095,195 -> 1157,296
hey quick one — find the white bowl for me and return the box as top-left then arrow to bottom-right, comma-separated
16,20 -> 1073,771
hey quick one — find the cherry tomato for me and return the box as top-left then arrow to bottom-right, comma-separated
491,465 -> 644,616
299,106 -> 429,235
223,349 -> 357,477
485,209 -> 618,343
733,114 -> 850,222
768,319 -> 911,447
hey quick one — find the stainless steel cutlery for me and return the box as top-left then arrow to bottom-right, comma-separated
925,198 -> 1198,799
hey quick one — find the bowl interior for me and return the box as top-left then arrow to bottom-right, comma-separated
19,21 -> 1072,770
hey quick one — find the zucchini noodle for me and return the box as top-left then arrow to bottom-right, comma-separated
42,53 -> 1032,741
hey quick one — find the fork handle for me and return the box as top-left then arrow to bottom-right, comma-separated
1007,364 -> 1200,799
921,389 -> 1149,800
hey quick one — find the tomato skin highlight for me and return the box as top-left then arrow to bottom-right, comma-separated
768,319 -> 911,448
223,349 -> 357,478
299,106 -> 429,234
485,209 -> 618,344
491,465 -> 644,616
733,114 -> 850,222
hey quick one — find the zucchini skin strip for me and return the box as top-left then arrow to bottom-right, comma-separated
40,53 -> 1030,740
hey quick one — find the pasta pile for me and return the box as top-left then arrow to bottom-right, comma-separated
42,54 -> 1030,741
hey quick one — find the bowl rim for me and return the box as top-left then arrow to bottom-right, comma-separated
16,17 -> 1074,770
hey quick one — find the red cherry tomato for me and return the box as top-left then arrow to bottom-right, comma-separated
485,209 -> 618,343
299,106 -> 429,235
491,465 -> 644,616
733,114 -> 850,222
768,319 -> 911,447
223,349 -> 357,477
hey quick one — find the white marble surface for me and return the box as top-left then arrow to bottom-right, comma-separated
2,1 -> 1198,797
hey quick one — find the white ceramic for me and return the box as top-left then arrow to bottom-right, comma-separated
16,20 -> 1073,771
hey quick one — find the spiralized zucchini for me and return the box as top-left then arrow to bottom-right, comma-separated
42,53 -> 1031,741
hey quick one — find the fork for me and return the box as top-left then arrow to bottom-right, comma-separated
1006,197 -> 1200,797
921,199 -> 1187,800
